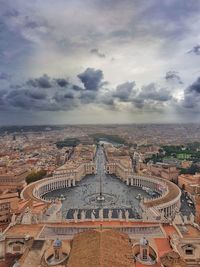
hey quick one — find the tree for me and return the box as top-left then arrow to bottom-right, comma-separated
26,170 -> 47,184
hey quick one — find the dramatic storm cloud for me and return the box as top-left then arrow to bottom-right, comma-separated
182,77 -> 200,109
77,68 -> 104,91
0,0 -> 200,124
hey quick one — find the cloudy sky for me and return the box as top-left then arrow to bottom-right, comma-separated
0,0 -> 200,125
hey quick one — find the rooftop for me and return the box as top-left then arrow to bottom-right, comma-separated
67,229 -> 134,267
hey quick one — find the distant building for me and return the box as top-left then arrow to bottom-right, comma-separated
195,194 -> 200,225
105,145 -> 134,181
53,144 -> 96,183
178,173 -> 200,195
0,191 -> 19,223
147,162 -> 179,182
0,167 -> 28,191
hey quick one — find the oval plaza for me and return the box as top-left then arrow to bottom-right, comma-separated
22,144 -> 181,221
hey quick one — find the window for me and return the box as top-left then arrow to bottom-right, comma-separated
142,248 -> 148,260
13,245 -> 21,252
184,245 -> 194,255
185,248 -> 193,255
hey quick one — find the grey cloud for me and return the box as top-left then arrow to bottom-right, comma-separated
0,68 -> 182,114
113,81 -> 136,101
55,78 -> 69,87
111,81 -> 173,111
188,77 -> 200,93
27,74 -> 52,88
182,77 -> 200,109
5,88 -> 76,112
3,8 -> 19,18
125,83 -> 173,110
26,90 -> 47,100
100,96 -> 114,106
188,45 -> 200,56
165,71 -> 183,84
0,90 -> 7,108
0,72 -> 10,80
139,83 -> 172,102
132,98 -> 144,109
79,90 -> 97,104
90,48 -> 105,58
77,68 -> 104,91
72,85 -> 83,91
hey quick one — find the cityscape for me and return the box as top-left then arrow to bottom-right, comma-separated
1,0 -> 200,267
0,124 -> 200,266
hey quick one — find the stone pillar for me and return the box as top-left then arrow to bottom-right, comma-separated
0,234 -> 5,260
73,179 -> 75,186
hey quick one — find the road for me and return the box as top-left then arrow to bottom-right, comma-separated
180,191 -> 195,216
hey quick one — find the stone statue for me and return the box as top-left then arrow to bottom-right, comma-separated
11,213 -> 16,225
190,213 -> 195,224
125,210 -> 129,222
99,209 -> 103,221
183,215 -> 188,224
91,210 -> 95,222
118,210 -> 123,221
142,210 -> 148,221
81,210 -> 86,221
21,207 -> 32,224
108,209 -> 113,221
73,210 -> 78,223
160,210 -> 165,221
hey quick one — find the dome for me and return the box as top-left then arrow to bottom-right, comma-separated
140,237 -> 148,246
53,238 -> 62,248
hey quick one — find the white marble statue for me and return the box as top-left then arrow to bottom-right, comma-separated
183,215 -> 188,224
125,210 -> 129,222
73,210 -> 78,223
118,210 -> 123,221
189,213 -> 195,224
11,213 -> 16,225
173,212 -> 184,225
91,210 -> 95,222
108,209 -> 112,221
81,210 -> 86,221
99,209 -> 103,221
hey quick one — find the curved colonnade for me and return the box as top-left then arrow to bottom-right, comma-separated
21,173 -> 181,219
126,175 -> 181,218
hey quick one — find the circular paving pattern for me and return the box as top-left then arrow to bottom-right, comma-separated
84,192 -> 118,206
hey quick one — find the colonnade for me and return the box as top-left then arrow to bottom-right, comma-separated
157,193 -> 181,218
126,174 -> 181,218
126,175 -> 167,194
33,178 -> 76,200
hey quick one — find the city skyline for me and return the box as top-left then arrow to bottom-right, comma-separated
0,0 -> 200,124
